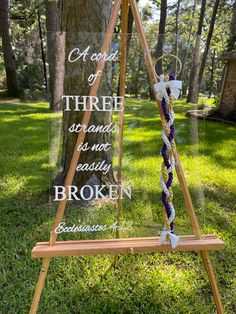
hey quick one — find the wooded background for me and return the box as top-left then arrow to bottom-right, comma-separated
1,0 -> 236,191
1,2 -> 236,312
0,0 -> 235,107
0,0 -> 236,182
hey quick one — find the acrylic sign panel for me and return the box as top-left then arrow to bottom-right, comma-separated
48,32 -> 205,241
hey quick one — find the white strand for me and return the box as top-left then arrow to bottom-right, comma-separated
168,202 -> 176,223
170,155 -> 175,169
164,94 -> 170,105
168,109 -> 175,126
160,176 -> 170,196
162,130 -> 171,151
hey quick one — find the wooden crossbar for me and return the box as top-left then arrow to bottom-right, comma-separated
32,235 -> 224,258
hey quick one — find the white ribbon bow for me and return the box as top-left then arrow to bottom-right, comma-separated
160,229 -> 180,249
154,76 -> 182,101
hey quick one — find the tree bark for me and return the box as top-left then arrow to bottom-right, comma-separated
149,0 -> 167,100
187,0 -> 206,103
227,0 -> 236,51
58,0 -> 114,189
134,54 -> 142,98
198,0 -> 220,98
37,8 -> 48,92
180,0 -> 197,83
174,0 -> 181,76
208,49 -> 216,98
46,0 -> 65,112
155,0 -> 167,76
0,0 -> 18,97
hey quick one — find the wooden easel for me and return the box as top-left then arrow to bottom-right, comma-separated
30,1 -> 225,313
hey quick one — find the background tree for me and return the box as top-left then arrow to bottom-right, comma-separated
0,0 -> 235,105
174,0 -> 181,75
3,0 -> 48,100
187,0 -> 207,103
208,48 -> 216,97
227,0 -> 236,51
197,0 -> 220,102
179,0 -> 197,85
155,0 -> 167,75
57,0 -> 114,189
46,0 -> 65,112
37,6 -> 48,92
0,0 -> 18,97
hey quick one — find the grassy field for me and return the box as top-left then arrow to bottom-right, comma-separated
0,98 -> 235,313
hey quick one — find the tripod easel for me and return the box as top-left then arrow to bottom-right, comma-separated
30,0 -> 225,313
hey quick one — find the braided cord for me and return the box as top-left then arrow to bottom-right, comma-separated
160,74 -> 177,239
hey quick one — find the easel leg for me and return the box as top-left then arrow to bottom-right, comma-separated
29,258 -> 51,314
116,0 -> 129,239
200,251 -> 224,314
175,157 -> 224,312
129,0 -> 224,312
30,1 -> 123,312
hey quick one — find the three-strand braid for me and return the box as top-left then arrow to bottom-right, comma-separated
160,74 -> 177,239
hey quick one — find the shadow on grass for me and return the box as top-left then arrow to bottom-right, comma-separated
124,99 -> 236,171
0,101 -> 55,195
0,101 -> 49,115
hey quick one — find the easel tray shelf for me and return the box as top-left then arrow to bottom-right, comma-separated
32,235 -> 224,258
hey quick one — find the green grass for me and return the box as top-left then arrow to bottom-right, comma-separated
0,98 -> 235,313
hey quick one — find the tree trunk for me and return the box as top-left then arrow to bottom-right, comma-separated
134,54 -> 142,98
227,0 -> 236,51
198,0 -> 220,98
208,49 -> 216,98
187,0 -> 206,103
46,0 -> 65,112
180,0 -> 197,83
174,0 -> 181,76
37,8 -> 48,92
0,0 -> 18,97
58,0 -> 114,189
155,0 -> 167,76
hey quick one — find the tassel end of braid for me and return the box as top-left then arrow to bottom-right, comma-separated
160,228 -> 180,249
